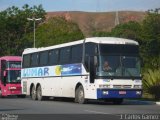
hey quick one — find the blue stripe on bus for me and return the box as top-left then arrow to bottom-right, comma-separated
97,89 -> 142,99
21,63 -> 83,78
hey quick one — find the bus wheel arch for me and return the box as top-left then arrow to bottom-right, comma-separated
75,83 -> 86,104
75,83 -> 82,92
36,83 -> 48,101
30,83 -> 34,96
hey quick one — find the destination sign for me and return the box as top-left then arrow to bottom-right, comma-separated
8,62 -> 21,68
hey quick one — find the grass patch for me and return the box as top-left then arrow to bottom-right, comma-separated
127,92 -> 159,102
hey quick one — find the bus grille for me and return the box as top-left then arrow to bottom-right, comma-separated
113,85 -> 132,89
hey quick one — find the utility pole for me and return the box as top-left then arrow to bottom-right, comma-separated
27,17 -> 42,48
115,11 -> 120,26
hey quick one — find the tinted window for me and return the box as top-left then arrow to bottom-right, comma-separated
99,44 -> 139,55
39,51 -> 48,66
85,43 -> 97,56
31,53 -> 39,66
23,54 -> 30,68
8,61 -> 21,68
49,49 -> 59,65
122,45 -> 139,54
71,45 -> 82,63
60,47 -> 71,64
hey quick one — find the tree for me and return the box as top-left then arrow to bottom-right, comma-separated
111,21 -> 142,40
0,4 -> 46,56
140,10 -> 160,70
92,21 -> 142,41
35,17 -> 84,47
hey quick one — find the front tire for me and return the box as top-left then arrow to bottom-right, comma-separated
0,89 -> 4,98
113,98 -> 123,105
31,86 -> 37,100
75,86 -> 86,104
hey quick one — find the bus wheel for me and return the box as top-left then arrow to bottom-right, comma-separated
37,85 -> 44,101
76,86 -> 86,104
0,89 -> 3,98
113,98 -> 123,105
31,86 -> 37,100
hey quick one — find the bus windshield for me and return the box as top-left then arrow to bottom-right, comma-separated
7,70 -> 21,83
97,55 -> 141,78
7,61 -> 21,69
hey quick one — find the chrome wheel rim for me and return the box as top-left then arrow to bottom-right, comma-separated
78,90 -> 84,102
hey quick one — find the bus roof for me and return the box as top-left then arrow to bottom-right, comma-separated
23,37 -> 139,54
0,56 -> 21,61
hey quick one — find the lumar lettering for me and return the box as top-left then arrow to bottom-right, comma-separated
23,67 -> 49,77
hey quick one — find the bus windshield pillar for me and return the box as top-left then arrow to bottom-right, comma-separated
89,56 -> 96,83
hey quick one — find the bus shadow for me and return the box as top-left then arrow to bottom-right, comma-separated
86,99 -> 156,105
43,98 -> 155,105
3,96 -> 155,105
0,96 -> 17,99
0,96 -> 24,99
122,99 -> 156,105
0,108 -> 25,112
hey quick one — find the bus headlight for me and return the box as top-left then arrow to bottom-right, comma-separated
103,91 -> 109,95
134,85 -> 142,89
99,85 -> 110,88
136,91 -> 141,95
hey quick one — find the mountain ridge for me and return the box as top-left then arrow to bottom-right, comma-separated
46,11 -> 146,36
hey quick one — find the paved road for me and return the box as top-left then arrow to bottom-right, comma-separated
0,97 -> 160,120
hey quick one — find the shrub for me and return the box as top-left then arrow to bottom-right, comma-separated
143,69 -> 160,100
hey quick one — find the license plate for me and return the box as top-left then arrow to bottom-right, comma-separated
119,91 -> 126,94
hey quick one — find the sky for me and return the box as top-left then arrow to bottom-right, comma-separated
0,0 -> 160,12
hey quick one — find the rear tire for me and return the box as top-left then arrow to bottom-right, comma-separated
75,85 -> 86,104
31,86 -> 37,100
37,85 -> 45,101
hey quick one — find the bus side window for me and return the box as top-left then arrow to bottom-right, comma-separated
84,43 -> 96,72
60,47 -> 71,64
39,51 -> 48,66
23,54 -> 31,68
49,49 -> 59,65
31,53 -> 39,67
85,43 -> 96,56
71,45 -> 82,63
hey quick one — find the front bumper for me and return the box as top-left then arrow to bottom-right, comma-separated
97,89 -> 142,99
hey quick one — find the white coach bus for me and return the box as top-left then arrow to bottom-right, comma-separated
21,37 -> 142,104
